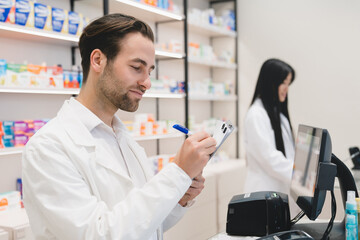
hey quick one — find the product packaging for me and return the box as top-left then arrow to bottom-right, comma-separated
68,11 -> 83,36
33,119 -> 46,131
47,65 -> 63,88
0,59 -> 6,86
0,122 -> 3,148
2,121 -> 14,147
34,2 -> 51,30
0,0 -> 15,23
6,63 -> 28,87
346,191 -> 358,240
14,0 -> 34,27
27,64 -> 47,87
14,134 -> 28,146
51,7 -> 68,33
0,191 -> 21,212
63,68 -> 81,88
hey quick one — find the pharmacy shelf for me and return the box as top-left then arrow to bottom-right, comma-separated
0,22 -> 78,46
155,50 -> 185,59
188,58 -> 237,69
133,132 -> 184,141
0,88 -> 80,95
0,147 -> 24,156
143,92 -> 185,99
188,21 -> 236,38
0,88 -> 185,98
0,133 -> 184,156
0,23 -> 188,57
168,20 -> 236,38
189,95 -> 237,101
110,0 -> 184,22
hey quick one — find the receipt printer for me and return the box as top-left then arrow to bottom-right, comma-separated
226,191 -> 290,237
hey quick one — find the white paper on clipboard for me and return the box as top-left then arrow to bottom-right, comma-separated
210,120 -> 234,159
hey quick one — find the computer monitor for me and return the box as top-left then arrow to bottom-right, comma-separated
290,124 -> 334,220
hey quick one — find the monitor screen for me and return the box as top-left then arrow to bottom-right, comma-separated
291,126 -> 323,199
290,124 -> 332,220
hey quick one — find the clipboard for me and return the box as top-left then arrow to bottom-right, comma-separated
210,120 -> 234,158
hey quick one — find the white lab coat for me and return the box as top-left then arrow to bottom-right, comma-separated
22,100 -> 191,240
244,98 -> 295,197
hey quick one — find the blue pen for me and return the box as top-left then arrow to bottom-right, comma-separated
173,124 -> 193,135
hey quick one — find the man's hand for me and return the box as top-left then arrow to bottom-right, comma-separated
174,131 -> 216,179
179,173 -> 205,207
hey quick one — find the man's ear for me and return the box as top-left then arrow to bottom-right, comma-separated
90,49 -> 106,73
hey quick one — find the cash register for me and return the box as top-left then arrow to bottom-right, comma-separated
226,124 -> 358,240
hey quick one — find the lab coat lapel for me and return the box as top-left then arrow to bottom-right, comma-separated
127,136 -> 154,181
57,101 -> 132,182
93,148 -> 133,181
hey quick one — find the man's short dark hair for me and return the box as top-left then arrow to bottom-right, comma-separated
79,13 -> 154,83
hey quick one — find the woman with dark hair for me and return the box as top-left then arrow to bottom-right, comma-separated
244,58 -> 295,200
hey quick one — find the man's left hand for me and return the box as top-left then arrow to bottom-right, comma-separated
178,173 -> 205,207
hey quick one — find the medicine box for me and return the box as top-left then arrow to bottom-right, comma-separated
14,0 -> 34,28
34,2 -> 51,31
0,0 -> 15,23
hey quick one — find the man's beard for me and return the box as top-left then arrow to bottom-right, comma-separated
97,65 -> 141,112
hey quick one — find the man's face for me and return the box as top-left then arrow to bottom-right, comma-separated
97,32 -> 155,112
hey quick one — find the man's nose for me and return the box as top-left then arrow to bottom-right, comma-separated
139,75 -> 151,90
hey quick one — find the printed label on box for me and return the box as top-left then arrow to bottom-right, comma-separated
0,0 -> 14,23
14,134 -> 28,146
52,7 -> 68,33
68,11 -> 82,35
34,2 -> 51,30
6,63 -> 28,87
0,59 -> 6,86
15,0 -> 34,27
2,134 -> 14,147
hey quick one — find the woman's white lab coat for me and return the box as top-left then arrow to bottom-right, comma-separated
22,101 -> 191,240
244,98 -> 295,196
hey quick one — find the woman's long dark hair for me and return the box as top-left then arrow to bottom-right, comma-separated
250,59 -> 295,156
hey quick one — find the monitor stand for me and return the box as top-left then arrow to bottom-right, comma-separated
292,221 -> 344,240
292,154 -> 356,240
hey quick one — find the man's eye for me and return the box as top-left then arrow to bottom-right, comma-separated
131,66 -> 141,71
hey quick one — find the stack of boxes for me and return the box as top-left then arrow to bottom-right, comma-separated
130,113 -> 175,137
0,119 -> 47,148
0,59 -> 82,89
0,0 -> 89,36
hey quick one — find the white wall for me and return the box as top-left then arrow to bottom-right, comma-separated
238,0 -> 360,161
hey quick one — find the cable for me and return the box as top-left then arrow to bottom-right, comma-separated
321,190 -> 336,240
290,210 -> 305,226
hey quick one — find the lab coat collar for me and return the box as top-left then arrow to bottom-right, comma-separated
68,97 -> 103,133
57,100 -> 96,147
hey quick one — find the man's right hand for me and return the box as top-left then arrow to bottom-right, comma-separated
174,131 -> 217,179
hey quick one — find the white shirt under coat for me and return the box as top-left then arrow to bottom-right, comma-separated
244,98 -> 295,197
22,98 -> 191,240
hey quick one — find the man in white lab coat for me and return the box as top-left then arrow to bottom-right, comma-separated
22,13 -> 216,240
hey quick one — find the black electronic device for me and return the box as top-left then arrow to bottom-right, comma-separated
290,124 -> 359,240
226,191 -> 290,237
349,146 -> 360,169
290,124 -> 336,220
257,230 -> 314,240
